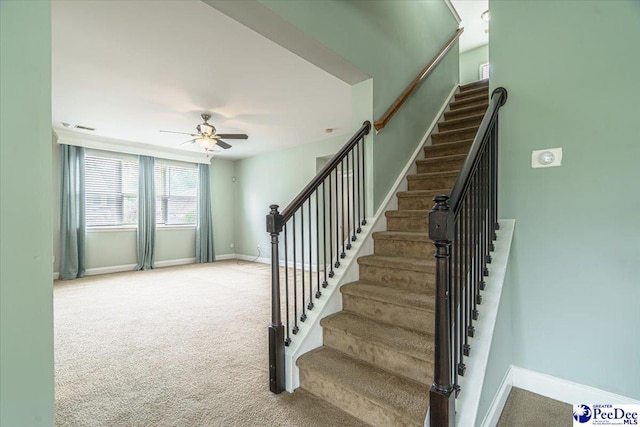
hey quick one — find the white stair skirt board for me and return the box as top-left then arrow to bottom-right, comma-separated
481,366 -> 640,427
452,219 -> 516,427
284,84 -> 460,392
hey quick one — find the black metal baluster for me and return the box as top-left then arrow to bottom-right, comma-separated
340,159 -> 346,258
494,117 -> 500,234
300,208 -> 307,322
463,194 -> 471,354
474,172 -> 482,313
351,148 -> 356,242
308,197 -> 313,310
361,137 -> 367,226
345,154 -> 352,251
283,224 -> 291,346
356,141 -> 362,234
328,173 -> 335,276
335,168 -> 341,267
292,215 -> 299,334
315,190 -> 322,297
322,181 -> 328,287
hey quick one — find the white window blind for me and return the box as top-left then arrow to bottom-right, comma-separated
480,62 -> 490,80
154,160 -> 198,225
85,150 -> 139,227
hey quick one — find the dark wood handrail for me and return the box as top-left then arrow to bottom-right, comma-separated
373,28 -> 464,132
449,87 -> 508,213
280,121 -> 372,222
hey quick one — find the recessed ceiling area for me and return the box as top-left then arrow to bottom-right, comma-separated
52,0 -> 353,160
450,0 -> 489,53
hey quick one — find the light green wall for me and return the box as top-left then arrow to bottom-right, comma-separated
234,134 -> 348,257
0,1 -> 55,425
259,0 -> 459,211
460,44 -> 488,85
491,0 -> 640,398
210,158 -> 236,256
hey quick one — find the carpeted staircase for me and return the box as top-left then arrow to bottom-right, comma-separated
296,80 -> 490,427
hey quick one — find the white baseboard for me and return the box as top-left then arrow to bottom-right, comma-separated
511,366 -> 640,406
234,253 -> 270,264
481,365 -> 640,427
154,257 -> 196,268
215,253 -> 236,261
54,257 -> 206,280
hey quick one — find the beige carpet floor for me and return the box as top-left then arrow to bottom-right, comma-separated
54,261 -> 367,427
497,387 -> 571,427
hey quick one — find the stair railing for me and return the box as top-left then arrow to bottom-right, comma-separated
429,87 -> 508,426
266,121 -> 372,393
374,28 -> 463,132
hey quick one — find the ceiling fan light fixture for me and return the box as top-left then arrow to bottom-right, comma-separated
197,122 -> 215,136
196,137 -> 217,152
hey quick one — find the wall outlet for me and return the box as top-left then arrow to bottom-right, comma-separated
229,243 -> 234,249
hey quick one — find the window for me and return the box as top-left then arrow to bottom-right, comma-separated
154,160 -> 198,225
480,62 -> 490,80
85,150 -> 138,227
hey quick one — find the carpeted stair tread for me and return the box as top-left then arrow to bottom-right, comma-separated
297,347 -> 430,426
341,281 -> 435,311
423,139 -> 473,157
417,153 -> 467,166
372,231 -> 431,242
321,312 -> 434,361
444,104 -> 488,121
449,95 -> 488,110
455,86 -> 489,100
396,189 -> 450,199
460,79 -> 489,91
438,114 -> 484,131
406,170 -> 459,181
431,126 -> 479,143
358,254 -> 435,272
385,209 -> 430,218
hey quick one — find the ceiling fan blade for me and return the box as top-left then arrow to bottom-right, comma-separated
160,130 -> 197,136
180,139 -> 196,146
214,139 -> 232,150
215,133 -> 248,140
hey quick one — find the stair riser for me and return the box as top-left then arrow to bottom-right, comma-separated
417,158 -> 464,173
374,238 -> 435,259
432,128 -> 477,144
343,294 -> 434,334
386,215 -> 429,232
323,328 -> 433,386
299,369 -> 418,427
359,264 -> 435,292
408,175 -> 457,191
444,104 -> 488,121
424,142 -> 472,158
397,196 -> 440,210
438,116 -> 483,132
450,97 -> 488,111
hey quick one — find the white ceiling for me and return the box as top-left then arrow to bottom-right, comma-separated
450,0 -> 489,53
52,1 -> 353,160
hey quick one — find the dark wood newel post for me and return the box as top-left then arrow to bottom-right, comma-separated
429,195 -> 455,427
266,204 -> 285,393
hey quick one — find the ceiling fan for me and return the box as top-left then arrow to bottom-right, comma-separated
160,113 -> 248,153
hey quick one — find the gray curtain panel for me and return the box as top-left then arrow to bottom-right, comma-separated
196,163 -> 215,263
135,155 -> 155,270
59,144 -> 86,280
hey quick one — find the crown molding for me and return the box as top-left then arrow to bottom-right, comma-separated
444,0 -> 462,24
54,128 -> 212,165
